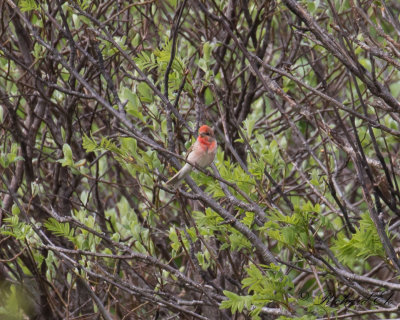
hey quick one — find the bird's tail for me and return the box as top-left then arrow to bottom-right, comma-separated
165,163 -> 192,188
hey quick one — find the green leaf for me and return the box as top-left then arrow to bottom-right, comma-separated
220,290 -> 258,316
0,285 -> 25,319
44,218 -> 75,243
137,82 -> 154,103
121,87 -> 145,121
82,134 -> 99,153
11,204 -> 20,216
203,41 -> 211,61
58,143 -> 74,167
19,0 -> 38,12
0,143 -> 24,168
243,117 -> 256,140
63,143 -> 72,160
332,213 -> 385,267
1,214 -> 33,241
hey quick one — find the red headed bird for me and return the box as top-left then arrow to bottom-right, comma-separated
166,125 -> 217,187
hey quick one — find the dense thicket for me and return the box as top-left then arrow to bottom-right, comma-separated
1,0 -> 400,319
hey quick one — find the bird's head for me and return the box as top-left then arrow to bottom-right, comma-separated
198,125 -> 214,138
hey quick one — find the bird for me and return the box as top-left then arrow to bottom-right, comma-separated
166,125 -> 217,188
